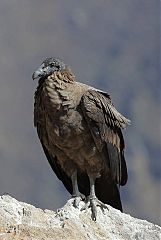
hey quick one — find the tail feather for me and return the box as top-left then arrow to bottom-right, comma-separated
95,176 -> 123,211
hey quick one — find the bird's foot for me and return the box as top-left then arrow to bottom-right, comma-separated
71,194 -> 85,208
81,197 -> 108,221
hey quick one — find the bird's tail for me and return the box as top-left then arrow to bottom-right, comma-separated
95,176 -> 123,212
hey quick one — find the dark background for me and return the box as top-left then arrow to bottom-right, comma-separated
0,0 -> 160,225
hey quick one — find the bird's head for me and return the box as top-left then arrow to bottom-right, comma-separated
32,57 -> 66,80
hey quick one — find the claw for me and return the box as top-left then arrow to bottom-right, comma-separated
72,194 -> 86,208
81,197 -> 108,221
72,196 -> 82,208
91,198 -> 97,221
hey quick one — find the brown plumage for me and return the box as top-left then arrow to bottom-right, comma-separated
32,57 -> 130,220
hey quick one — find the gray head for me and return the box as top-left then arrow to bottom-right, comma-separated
32,57 -> 66,80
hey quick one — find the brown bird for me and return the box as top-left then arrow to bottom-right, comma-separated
32,57 -> 130,220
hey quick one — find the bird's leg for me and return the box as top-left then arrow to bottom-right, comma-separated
71,171 -> 84,208
81,175 -> 108,221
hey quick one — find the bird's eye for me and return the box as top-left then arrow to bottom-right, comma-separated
49,63 -> 60,70
50,63 -> 55,67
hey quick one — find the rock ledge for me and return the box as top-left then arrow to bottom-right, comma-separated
0,195 -> 160,240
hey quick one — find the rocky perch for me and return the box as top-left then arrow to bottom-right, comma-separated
0,195 -> 160,240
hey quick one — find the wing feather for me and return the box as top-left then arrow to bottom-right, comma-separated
80,89 -> 130,185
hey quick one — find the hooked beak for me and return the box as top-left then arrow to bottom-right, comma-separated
32,65 -> 45,80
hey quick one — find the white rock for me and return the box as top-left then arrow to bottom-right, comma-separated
0,195 -> 160,240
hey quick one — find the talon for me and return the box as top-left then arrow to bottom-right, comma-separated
81,197 -> 108,221
91,199 -> 97,221
72,194 -> 86,208
72,196 -> 81,208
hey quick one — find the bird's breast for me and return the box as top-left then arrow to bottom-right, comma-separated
46,108 -> 85,149
35,79 -> 105,174
39,79 -> 85,146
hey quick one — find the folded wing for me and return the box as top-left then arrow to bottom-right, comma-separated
80,89 -> 130,186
